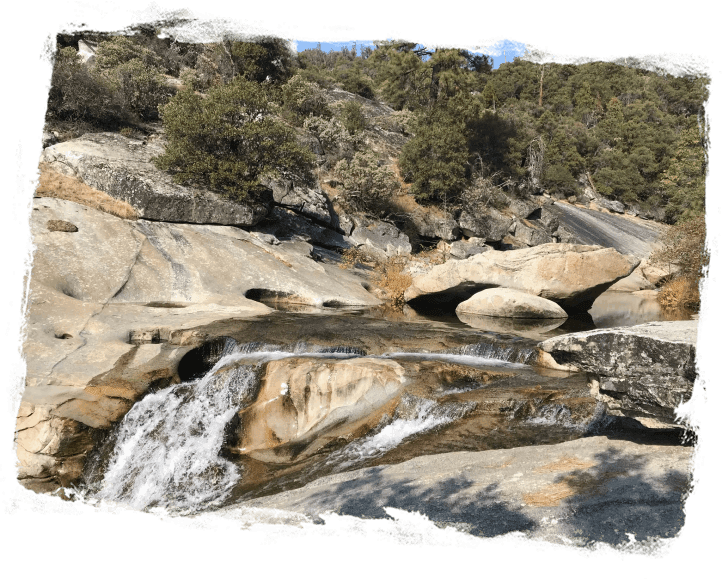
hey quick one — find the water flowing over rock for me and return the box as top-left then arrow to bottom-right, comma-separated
456,288 -> 568,319
89,348 -> 258,512
405,243 -> 640,312
40,133 -> 270,226
539,320 -> 697,428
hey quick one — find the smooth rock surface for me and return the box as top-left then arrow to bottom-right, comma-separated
242,436 -> 693,546
234,357 -> 405,462
405,243 -> 640,312
456,288 -> 568,319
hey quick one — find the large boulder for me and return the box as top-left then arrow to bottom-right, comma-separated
40,133 -> 270,227
457,208 -> 513,242
539,320 -> 697,429
511,219 -> 554,247
408,208 -> 459,241
243,436 -> 693,546
348,215 -> 412,259
233,357 -> 406,462
456,288 -> 568,319
405,243 -> 640,312
260,176 -> 334,227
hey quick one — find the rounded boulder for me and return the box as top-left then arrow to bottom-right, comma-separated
456,288 -> 569,319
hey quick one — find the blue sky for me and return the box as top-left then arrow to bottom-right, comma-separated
294,39 -> 526,69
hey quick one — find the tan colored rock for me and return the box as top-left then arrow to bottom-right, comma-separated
234,357 -> 406,462
405,243 -> 640,312
456,288 -> 568,319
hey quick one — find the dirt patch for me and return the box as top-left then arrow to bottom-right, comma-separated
35,163 -> 139,220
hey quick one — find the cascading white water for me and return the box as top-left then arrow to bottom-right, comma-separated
94,349 -> 257,512
327,394 -> 477,470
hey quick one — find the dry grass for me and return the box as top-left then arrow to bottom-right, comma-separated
658,276 -> 700,311
36,163 -> 139,220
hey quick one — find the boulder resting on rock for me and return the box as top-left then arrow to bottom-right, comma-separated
405,243 -> 640,312
456,288 -> 568,319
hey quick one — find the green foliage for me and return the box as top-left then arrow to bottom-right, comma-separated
106,58 -> 170,120
94,36 -> 163,71
281,75 -> 331,125
399,98 -> 471,201
229,38 -> 296,84
335,150 -> 400,214
336,100 -> 366,135
154,78 -> 315,200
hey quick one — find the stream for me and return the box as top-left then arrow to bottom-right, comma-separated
80,290 -> 693,514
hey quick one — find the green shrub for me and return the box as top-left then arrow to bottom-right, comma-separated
154,78 -> 315,200
335,150 -> 399,214
94,36 -> 163,71
336,100 -> 366,135
107,58 -> 170,120
281,75 -> 331,125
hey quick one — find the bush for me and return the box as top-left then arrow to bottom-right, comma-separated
336,100 -> 366,135
107,58 -> 170,120
651,213 -> 707,311
372,256 -> 412,306
94,36 -> 163,71
154,78 -> 315,200
303,115 -> 362,165
334,150 -> 400,214
46,46 -> 117,125
281,75 -> 331,125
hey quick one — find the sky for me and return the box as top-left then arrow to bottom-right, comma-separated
294,39 -> 527,69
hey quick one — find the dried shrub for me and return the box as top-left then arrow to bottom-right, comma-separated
339,246 -> 374,269
651,213 -> 707,311
372,256 -> 412,306
334,150 -> 400,215
657,276 -> 700,311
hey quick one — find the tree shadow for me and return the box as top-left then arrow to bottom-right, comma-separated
296,467 -> 537,537
546,447 -> 692,546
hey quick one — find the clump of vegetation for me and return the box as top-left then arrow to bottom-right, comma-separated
336,100 -> 366,135
281,75 -> 331,125
372,256 -> 413,306
651,213 -> 707,311
153,77 -> 315,200
339,246 -> 374,269
334,150 -> 400,214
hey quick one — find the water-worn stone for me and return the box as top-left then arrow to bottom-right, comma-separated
405,243 -> 640,312
456,288 -> 568,319
17,196 -> 382,492
41,133 -> 270,226
233,357 -> 405,462
539,320 -> 697,428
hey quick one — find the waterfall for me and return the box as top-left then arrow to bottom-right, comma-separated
92,349 -> 257,513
